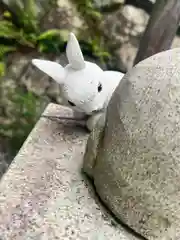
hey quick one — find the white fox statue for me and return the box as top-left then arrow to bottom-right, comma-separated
32,32 -> 124,131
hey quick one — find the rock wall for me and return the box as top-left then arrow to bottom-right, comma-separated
101,3 -> 180,72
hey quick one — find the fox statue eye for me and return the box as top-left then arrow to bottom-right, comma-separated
98,83 -> 102,92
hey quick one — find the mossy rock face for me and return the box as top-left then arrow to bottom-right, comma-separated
84,48 -> 180,240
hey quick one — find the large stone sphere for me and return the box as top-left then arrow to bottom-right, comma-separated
85,49 -> 180,240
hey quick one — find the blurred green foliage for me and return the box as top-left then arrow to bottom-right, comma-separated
0,0 -> 111,156
74,0 -> 111,64
0,85 -> 45,156
0,0 -> 110,76
75,0 -> 102,20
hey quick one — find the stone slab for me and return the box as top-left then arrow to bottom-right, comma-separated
0,103 -> 140,240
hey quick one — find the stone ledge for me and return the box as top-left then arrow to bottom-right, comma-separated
0,103 -> 140,239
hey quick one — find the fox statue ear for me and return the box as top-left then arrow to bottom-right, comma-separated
32,59 -> 65,85
66,32 -> 85,70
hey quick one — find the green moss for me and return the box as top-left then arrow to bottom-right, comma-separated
0,84 -> 46,155
73,0 -> 112,64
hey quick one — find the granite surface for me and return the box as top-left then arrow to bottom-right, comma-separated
0,103 -> 140,240
83,48 -> 180,240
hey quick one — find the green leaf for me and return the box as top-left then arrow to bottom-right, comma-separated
38,29 -> 69,42
5,0 -> 39,33
89,10 -> 102,19
24,0 -> 38,21
0,20 -> 36,47
18,32 -> 36,47
37,29 -> 61,41
3,11 -> 12,18
0,20 -> 20,39
37,29 -> 70,54
0,62 -> 6,76
37,41 -> 61,54
0,45 -> 16,59
37,42 -> 48,53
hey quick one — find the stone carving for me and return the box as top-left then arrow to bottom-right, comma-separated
83,48 -> 180,239
32,32 -> 124,131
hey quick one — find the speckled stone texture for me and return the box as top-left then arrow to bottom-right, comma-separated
83,48 -> 180,240
0,104 -> 140,240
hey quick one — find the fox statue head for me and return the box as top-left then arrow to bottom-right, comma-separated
32,32 -> 124,115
